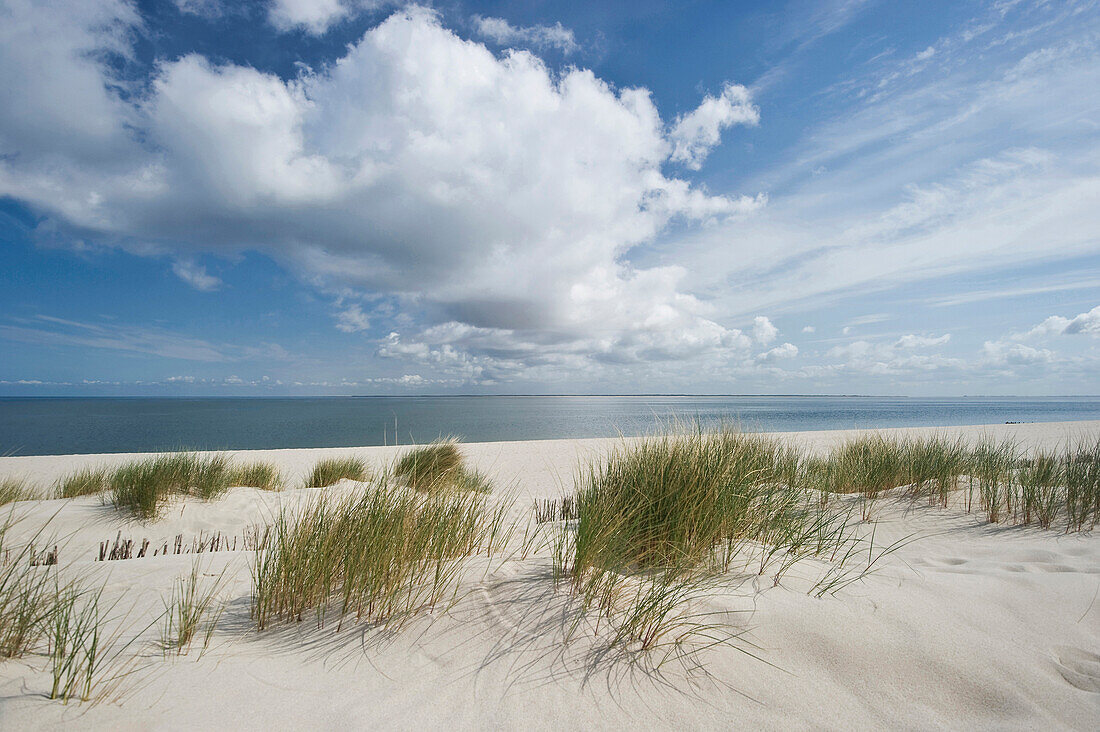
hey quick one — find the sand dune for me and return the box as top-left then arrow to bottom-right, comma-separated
1,421 -> 1098,729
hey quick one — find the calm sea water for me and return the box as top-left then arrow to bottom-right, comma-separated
1,396 -> 1099,456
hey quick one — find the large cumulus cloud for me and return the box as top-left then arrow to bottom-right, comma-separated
0,3 -> 766,383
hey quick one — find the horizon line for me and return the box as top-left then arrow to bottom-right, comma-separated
3,393 -> 1100,399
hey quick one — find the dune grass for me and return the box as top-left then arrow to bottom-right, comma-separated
0,516 -> 59,658
59,457 -> 281,502
0,476 -> 36,505
802,436 -> 909,520
0,516 -> 155,704
110,453 -> 232,520
570,429 -> 763,576
822,437 -> 908,494
162,562 -> 226,656
303,456 -> 369,489
394,440 -> 462,490
798,432 -> 1100,532
393,439 -> 493,494
46,582 -> 152,706
55,466 -> 111,499
47,583 -> 107,703
229,461 -> 282,491
905,435 -> 969,507
559,427 -> 874,651
451,466 -> 494,493
252,477 -> 508,631
968,436 -> 1018,520
1017,450 -> 1063,528
1065,436 -> 1100,532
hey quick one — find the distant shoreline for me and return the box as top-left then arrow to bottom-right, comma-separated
4,396 -> 1100,457
4,394 -> 1100,399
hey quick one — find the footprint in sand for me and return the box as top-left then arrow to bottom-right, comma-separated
1053,646 -> 1100,693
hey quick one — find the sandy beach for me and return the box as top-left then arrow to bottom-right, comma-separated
1,420 -> 1098,729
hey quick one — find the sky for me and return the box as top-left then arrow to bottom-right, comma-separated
0,0 -> 1098,397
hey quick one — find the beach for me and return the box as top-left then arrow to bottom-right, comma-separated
1,420 -> 1098,729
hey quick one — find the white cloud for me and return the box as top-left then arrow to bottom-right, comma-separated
171,260 -> 221,291
758,342 -> 798,361
268,0 -> 351,34
1015,305 -> 1100,340
1018,314 -> 1071,339
801,325 -> 816,333
334,303 -> 371,332
0,0 -> 138,168
669,83 -> 759,169
173,0 -> 223,17
1065,306 -> 1100,336
895,333 -> 950,348
472,16 -> 578,54
827,333 -> 960,375
0,5 -> 764,383
752,316 -> 779,345
981,340 -> 1055,365
266,1 -> 399,35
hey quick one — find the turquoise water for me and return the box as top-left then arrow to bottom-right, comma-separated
1,396 -> 1099,456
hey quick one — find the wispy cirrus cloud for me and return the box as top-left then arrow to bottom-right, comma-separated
471,15 -> 578,54
0,315 -> 289,363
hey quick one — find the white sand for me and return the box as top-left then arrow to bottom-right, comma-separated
1,420 -> 1098,729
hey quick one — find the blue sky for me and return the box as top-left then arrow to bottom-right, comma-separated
1,0 -> 1098,396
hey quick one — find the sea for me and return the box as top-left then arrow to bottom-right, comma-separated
1,395 -> 1099,456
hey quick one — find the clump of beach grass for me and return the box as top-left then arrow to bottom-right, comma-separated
967,436 -> 1018,519
45,583 -> 151,705
229,461 -> 282,491
393,439 -> 493,494
803,436 -> 909,519
162,561 -> 226,656
110,453 -> 232,520
55,466 -> 111,499
251,477 -> 508,631
826,437 -> 908,493
1065,436 -> 1100,532
0,476 -> 37,505
1017,450 -> 1063,528
560,426 -> 874,651
303,456 -> 369,489
64,454 -> 270,512
395,439 -> 462,490
47,583 -> 107,703
1,515 -> 149,704
905,435 -> 969,507
0,516 -> 59,657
